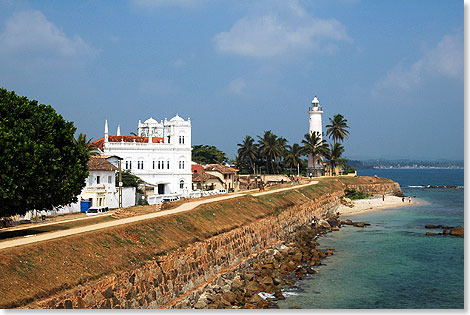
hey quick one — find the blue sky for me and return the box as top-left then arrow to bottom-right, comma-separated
0,0 -> 464,161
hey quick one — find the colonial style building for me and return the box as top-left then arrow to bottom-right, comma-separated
92,115 -> 192,197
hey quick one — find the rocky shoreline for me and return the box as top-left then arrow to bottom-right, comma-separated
180,215 -> 368,309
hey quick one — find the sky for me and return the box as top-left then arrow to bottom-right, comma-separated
0,0 -> 464,161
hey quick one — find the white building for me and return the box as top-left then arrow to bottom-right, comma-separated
92,115 -> 192,197
307,96 -> 325,177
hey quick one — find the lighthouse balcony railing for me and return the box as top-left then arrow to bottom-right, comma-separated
309,106 -> 322,112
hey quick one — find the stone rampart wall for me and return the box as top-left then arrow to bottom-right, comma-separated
32,182 -> 399,309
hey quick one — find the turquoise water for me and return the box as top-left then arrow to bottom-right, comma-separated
277,169 -> 464,309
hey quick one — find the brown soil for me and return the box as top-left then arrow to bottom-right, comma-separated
0,177 -> 392,308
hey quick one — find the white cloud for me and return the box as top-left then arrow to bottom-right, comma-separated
0,10 -> 97,61
227,79 -> 247,95
213,1 -> 351,57
374,32 -> 463,93
132,0 -> 204,8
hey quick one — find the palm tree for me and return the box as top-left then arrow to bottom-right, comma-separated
324,143 -> 347,176
237,135 -> 258,174
257,130 -> 283,174
276,136 -> 288,173
301,132 -> 328,175
284,143 -> 304,173
326,114 -> 350,145
75,133 -> 98,157
301,132 -> 328,157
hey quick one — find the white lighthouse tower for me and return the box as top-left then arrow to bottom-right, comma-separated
307,96 -> 324,177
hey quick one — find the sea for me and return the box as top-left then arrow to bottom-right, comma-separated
277,168 -> 464,309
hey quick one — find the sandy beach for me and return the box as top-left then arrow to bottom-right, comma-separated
338,194 -> 422,215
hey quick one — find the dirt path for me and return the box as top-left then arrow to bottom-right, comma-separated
0,181 -> 317,250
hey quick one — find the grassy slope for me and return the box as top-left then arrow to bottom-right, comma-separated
0,177 -> 391,308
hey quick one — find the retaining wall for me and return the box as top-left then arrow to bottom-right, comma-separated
31,182 -> 400,309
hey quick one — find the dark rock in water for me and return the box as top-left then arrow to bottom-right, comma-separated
450,226 -> 464,237
343,220 -> 353,225
331,226 -> 340,231
327,219 -> 339,227
425,224 -> 441,229
363,223 -> 371,226
353,222 -> 365,228
425,232 -> 440,236
442,229 -> 449,235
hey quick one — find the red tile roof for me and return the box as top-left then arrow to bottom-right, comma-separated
91,136 -> 165,151
204,164 -> 238,175
192,172 -> 222,183
88,156 -> 118,171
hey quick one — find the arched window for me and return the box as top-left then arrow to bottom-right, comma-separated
180,180 -> 184,189
179,160 -> 185,169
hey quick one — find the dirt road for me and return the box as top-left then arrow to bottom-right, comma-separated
0,181 -> 317,250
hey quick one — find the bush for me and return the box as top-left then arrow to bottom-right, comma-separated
344,188 -> 371,200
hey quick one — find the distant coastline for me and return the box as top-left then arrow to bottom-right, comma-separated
371,166 -> 463,169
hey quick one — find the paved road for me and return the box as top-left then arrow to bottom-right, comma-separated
0,181 -> 317,250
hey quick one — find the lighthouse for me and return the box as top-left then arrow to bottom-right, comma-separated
307,96 -> 324,177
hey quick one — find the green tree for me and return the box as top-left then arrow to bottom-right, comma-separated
75,133 -> 98,157
115,169 -> 143,189
257,130 -> 283,174
237,135 -> 258,174
324,143 -> 347,175
192,144 -> 227,165
301,132 -> 329,159
326,114 -> 350,145
284,143 -> 305,172
0,88 -> 89,217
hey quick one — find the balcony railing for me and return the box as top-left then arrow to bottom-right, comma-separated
309,106 -> 323,112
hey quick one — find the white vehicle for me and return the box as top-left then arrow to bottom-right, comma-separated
162,196 -> 180,203
86,206 -> 109,216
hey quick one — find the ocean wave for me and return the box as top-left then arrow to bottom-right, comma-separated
281,290 -> 299,297
407,185 -> 464,189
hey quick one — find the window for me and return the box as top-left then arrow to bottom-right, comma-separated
180,180 -> 184,189
153,161 -> 155,169
179,160 -> 185,169
97,176 -> 100,185
179,136 -> 185,144
167,136 -> 171,143
137,161 -> 144,169
167,161 -> 170,169
126,161 -> 132,169
108,176 -> 112,184
158,161 -> 161,169
125,161 -> 129,169
89,176 -> 93,186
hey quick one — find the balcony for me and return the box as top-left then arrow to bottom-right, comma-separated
308,106 -> 323,112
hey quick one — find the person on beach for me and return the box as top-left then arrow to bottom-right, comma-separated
382,194 -> 385,201
402,197 -> 405,202
408,196 -> 411,203
311,216 -> 316,228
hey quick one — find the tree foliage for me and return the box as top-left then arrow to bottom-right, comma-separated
234,113 -> 350,176
237,135 -> 258,174
326,114 -> 350,145
115,169 -> 143,188
324,143 -> 347,175
192,144 -> 227,165
75,132 -> 98,157
0,88 -> 89,217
